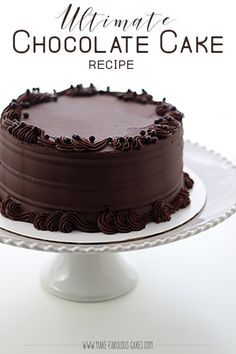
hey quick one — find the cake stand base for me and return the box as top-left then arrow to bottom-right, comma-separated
40,253 -> 137,302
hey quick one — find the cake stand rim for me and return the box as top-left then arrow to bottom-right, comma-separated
0,140 -> 236,254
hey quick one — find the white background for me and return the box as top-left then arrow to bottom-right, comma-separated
0,0 -> 236,353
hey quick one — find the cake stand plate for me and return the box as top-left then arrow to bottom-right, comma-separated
0,141 -> 236,302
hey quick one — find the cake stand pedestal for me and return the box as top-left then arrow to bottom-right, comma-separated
0,141 -> 236,302
41,253 -> 137,302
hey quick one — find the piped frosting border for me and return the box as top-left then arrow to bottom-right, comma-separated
1,85 -> 183,153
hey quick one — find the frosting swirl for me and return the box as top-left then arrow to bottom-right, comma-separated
152,200 -> 171,222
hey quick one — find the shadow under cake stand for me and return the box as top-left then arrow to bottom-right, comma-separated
0,141 -> 236,302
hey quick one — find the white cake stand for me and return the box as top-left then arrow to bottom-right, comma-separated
0,141 -> 236,302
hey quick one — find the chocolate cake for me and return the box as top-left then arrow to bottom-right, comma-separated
0,85 -> 193,234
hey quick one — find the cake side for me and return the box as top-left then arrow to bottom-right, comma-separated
0,173 -> 193,234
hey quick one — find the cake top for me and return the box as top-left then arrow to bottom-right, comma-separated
1,85 -> 183,152
23,95 -> 164,141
